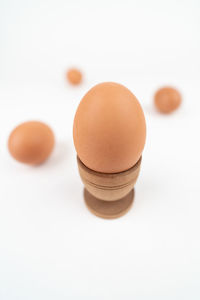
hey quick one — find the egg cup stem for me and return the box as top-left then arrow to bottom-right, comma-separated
77,156 -> 142,219
84,188 -> 134,219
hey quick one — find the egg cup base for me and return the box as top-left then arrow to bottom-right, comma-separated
84,188 -> 134,219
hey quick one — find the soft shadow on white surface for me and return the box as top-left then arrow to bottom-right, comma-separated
45,141 -> 69,167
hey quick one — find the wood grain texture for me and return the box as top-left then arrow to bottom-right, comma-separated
77,156 -> 142,201
84,188 -> 134,219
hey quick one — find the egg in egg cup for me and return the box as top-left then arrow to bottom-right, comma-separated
73,82 -> 146,219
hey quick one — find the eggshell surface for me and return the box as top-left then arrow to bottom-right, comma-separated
73,82 -> 146,173
154,87 -> 182,113
8,121 -> 55,165
67,68 -> 82,85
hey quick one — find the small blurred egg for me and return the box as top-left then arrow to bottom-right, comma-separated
154,87 -> 182,113
67,68 -> 82,85
73,82 -> 146,173
8,121 -> 55,165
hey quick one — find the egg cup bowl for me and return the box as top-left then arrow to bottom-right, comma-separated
77,156 -> 142,219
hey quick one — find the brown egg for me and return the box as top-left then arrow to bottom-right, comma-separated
8,121 -> 55,165
67,68 -> 82,85
154,87 -> 182,113
73,82 -> 146,173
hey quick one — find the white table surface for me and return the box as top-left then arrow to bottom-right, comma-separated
0,0 -> 200,299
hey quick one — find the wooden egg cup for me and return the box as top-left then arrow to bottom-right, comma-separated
77,156 -> 142,219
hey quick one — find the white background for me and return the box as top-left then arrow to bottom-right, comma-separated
0,0 -> 200,299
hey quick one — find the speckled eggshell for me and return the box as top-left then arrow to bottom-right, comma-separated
73,82 -> 146,173
8,121 -> 55,165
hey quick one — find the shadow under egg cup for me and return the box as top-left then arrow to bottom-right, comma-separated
77,156 -> 142,219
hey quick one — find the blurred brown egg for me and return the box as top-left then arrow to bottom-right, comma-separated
8,121 -> 55,165
154,87 -> 182,113
67,68 -> 82,85
73,82 -> 146,173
